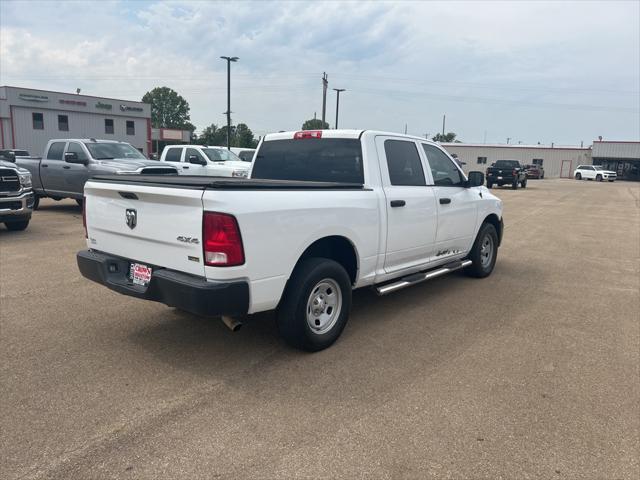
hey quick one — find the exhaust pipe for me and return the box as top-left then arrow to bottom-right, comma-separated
221,315 -> 242,332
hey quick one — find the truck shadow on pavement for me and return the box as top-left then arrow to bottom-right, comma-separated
126,259 -> 542,384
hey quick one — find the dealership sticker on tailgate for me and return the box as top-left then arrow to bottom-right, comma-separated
130,263 -> 152,286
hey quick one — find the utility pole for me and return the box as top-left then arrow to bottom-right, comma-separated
220,56 -> 239,149
404,124 -> 408,134
333,88 -> 345,129
442,114 -> 446,135
321,73 -> 328,127
506,137 -> 511,144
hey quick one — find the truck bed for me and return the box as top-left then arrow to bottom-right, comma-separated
92,174 -> 366,190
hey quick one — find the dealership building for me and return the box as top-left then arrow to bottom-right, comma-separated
592,141 -> 640,181
0,86 -> 152,156
440,142 -> 593,178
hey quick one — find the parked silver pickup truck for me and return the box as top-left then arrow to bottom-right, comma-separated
16,139 -> 177,208
0,159 -> 35,231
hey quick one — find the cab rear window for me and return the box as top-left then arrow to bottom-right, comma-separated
251,139 -> 363,184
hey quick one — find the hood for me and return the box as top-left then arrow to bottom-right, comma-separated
0,159 -> 29,175
0,159 -> 18,169
97,158 -> 178,172
210,160 -> 251,170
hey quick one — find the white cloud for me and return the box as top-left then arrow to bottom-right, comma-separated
1,0 -> 638,142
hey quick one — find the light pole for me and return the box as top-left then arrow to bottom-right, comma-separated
333,88 -> 345,129
220,56 -> 239,149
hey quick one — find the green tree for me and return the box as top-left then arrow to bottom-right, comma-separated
235,123 -> 257,148
302,118 -> 329,130
198,124 -> 224,145
142,87 -> 195,131
198,123 -> 258,148
431,132 -> 459,143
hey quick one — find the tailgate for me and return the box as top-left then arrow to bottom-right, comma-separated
84,180 -> 205,276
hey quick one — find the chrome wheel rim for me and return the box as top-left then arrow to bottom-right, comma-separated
480,234 -> 494,268
306,278 -> 342,335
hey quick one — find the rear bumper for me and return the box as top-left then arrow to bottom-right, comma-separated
77,249 -> 249,317
487,174 -> 516,183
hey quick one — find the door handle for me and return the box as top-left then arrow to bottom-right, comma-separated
439,198 -> 451,205
42,164 -> 48,168
182,166 -> 189,169
63,165 -> 70,169
390,200 -> 406,207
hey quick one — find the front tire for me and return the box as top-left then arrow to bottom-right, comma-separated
465,223 -> 498,278
575,173 -> 582,180
487,182 -> 493,189
5,219 -> 30,231
75,198 -> 84,207
596,174 -> 603,182
277,258 -> 352,351
521,179 -> 527,188
32,195 -> 40,210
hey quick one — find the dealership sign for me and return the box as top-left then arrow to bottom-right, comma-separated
160,129 -> 183,140
19,93 -> 49,102
120,104 -> 144,112
95,102 -> 113,110
60,99 -> 87,106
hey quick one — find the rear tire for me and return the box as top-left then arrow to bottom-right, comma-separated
5,219 -> 30,231
465,223 -> 498,278
575,173 -> 582,180
511,180 -> 518,190
277,258 -> 352,352
487,182 -> 493,189
75,198 -> 84,207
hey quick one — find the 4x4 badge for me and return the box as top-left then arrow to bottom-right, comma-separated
125,209 -> 137,229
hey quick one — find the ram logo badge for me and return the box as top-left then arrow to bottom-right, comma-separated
125,209 -> 137,229
177,236 -> 199,244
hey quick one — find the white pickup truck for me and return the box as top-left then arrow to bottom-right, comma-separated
159,144 -> 251,177
77,130 -> 503,351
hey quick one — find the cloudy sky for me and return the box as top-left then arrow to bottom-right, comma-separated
1,0 -> 638,144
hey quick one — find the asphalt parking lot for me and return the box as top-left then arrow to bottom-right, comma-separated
1,179 -> 639,479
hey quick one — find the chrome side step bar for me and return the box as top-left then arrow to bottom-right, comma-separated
375,259 -> 473,296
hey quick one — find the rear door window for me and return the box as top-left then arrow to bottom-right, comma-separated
46,142 -> 66,160
384,140 -> 426,186
164,148 -> 182,162
252,138 -> 364,183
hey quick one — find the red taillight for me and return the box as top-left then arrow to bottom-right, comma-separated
294,130 -> 322,139
512,169 -> 517,176
82,196 -> 87,238
203,212 -> 244,267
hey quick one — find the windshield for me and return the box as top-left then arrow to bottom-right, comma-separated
251,138 -> 364,183
85,142 -> 146,160
494,160 -> 520,168
593,166 -> 604,170
203,148 -> 242,162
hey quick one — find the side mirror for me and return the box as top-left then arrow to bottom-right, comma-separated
467,171 -> 484,187
4,152 -> 16,162
188,155 -> 207,166
64,152 -> 88,165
